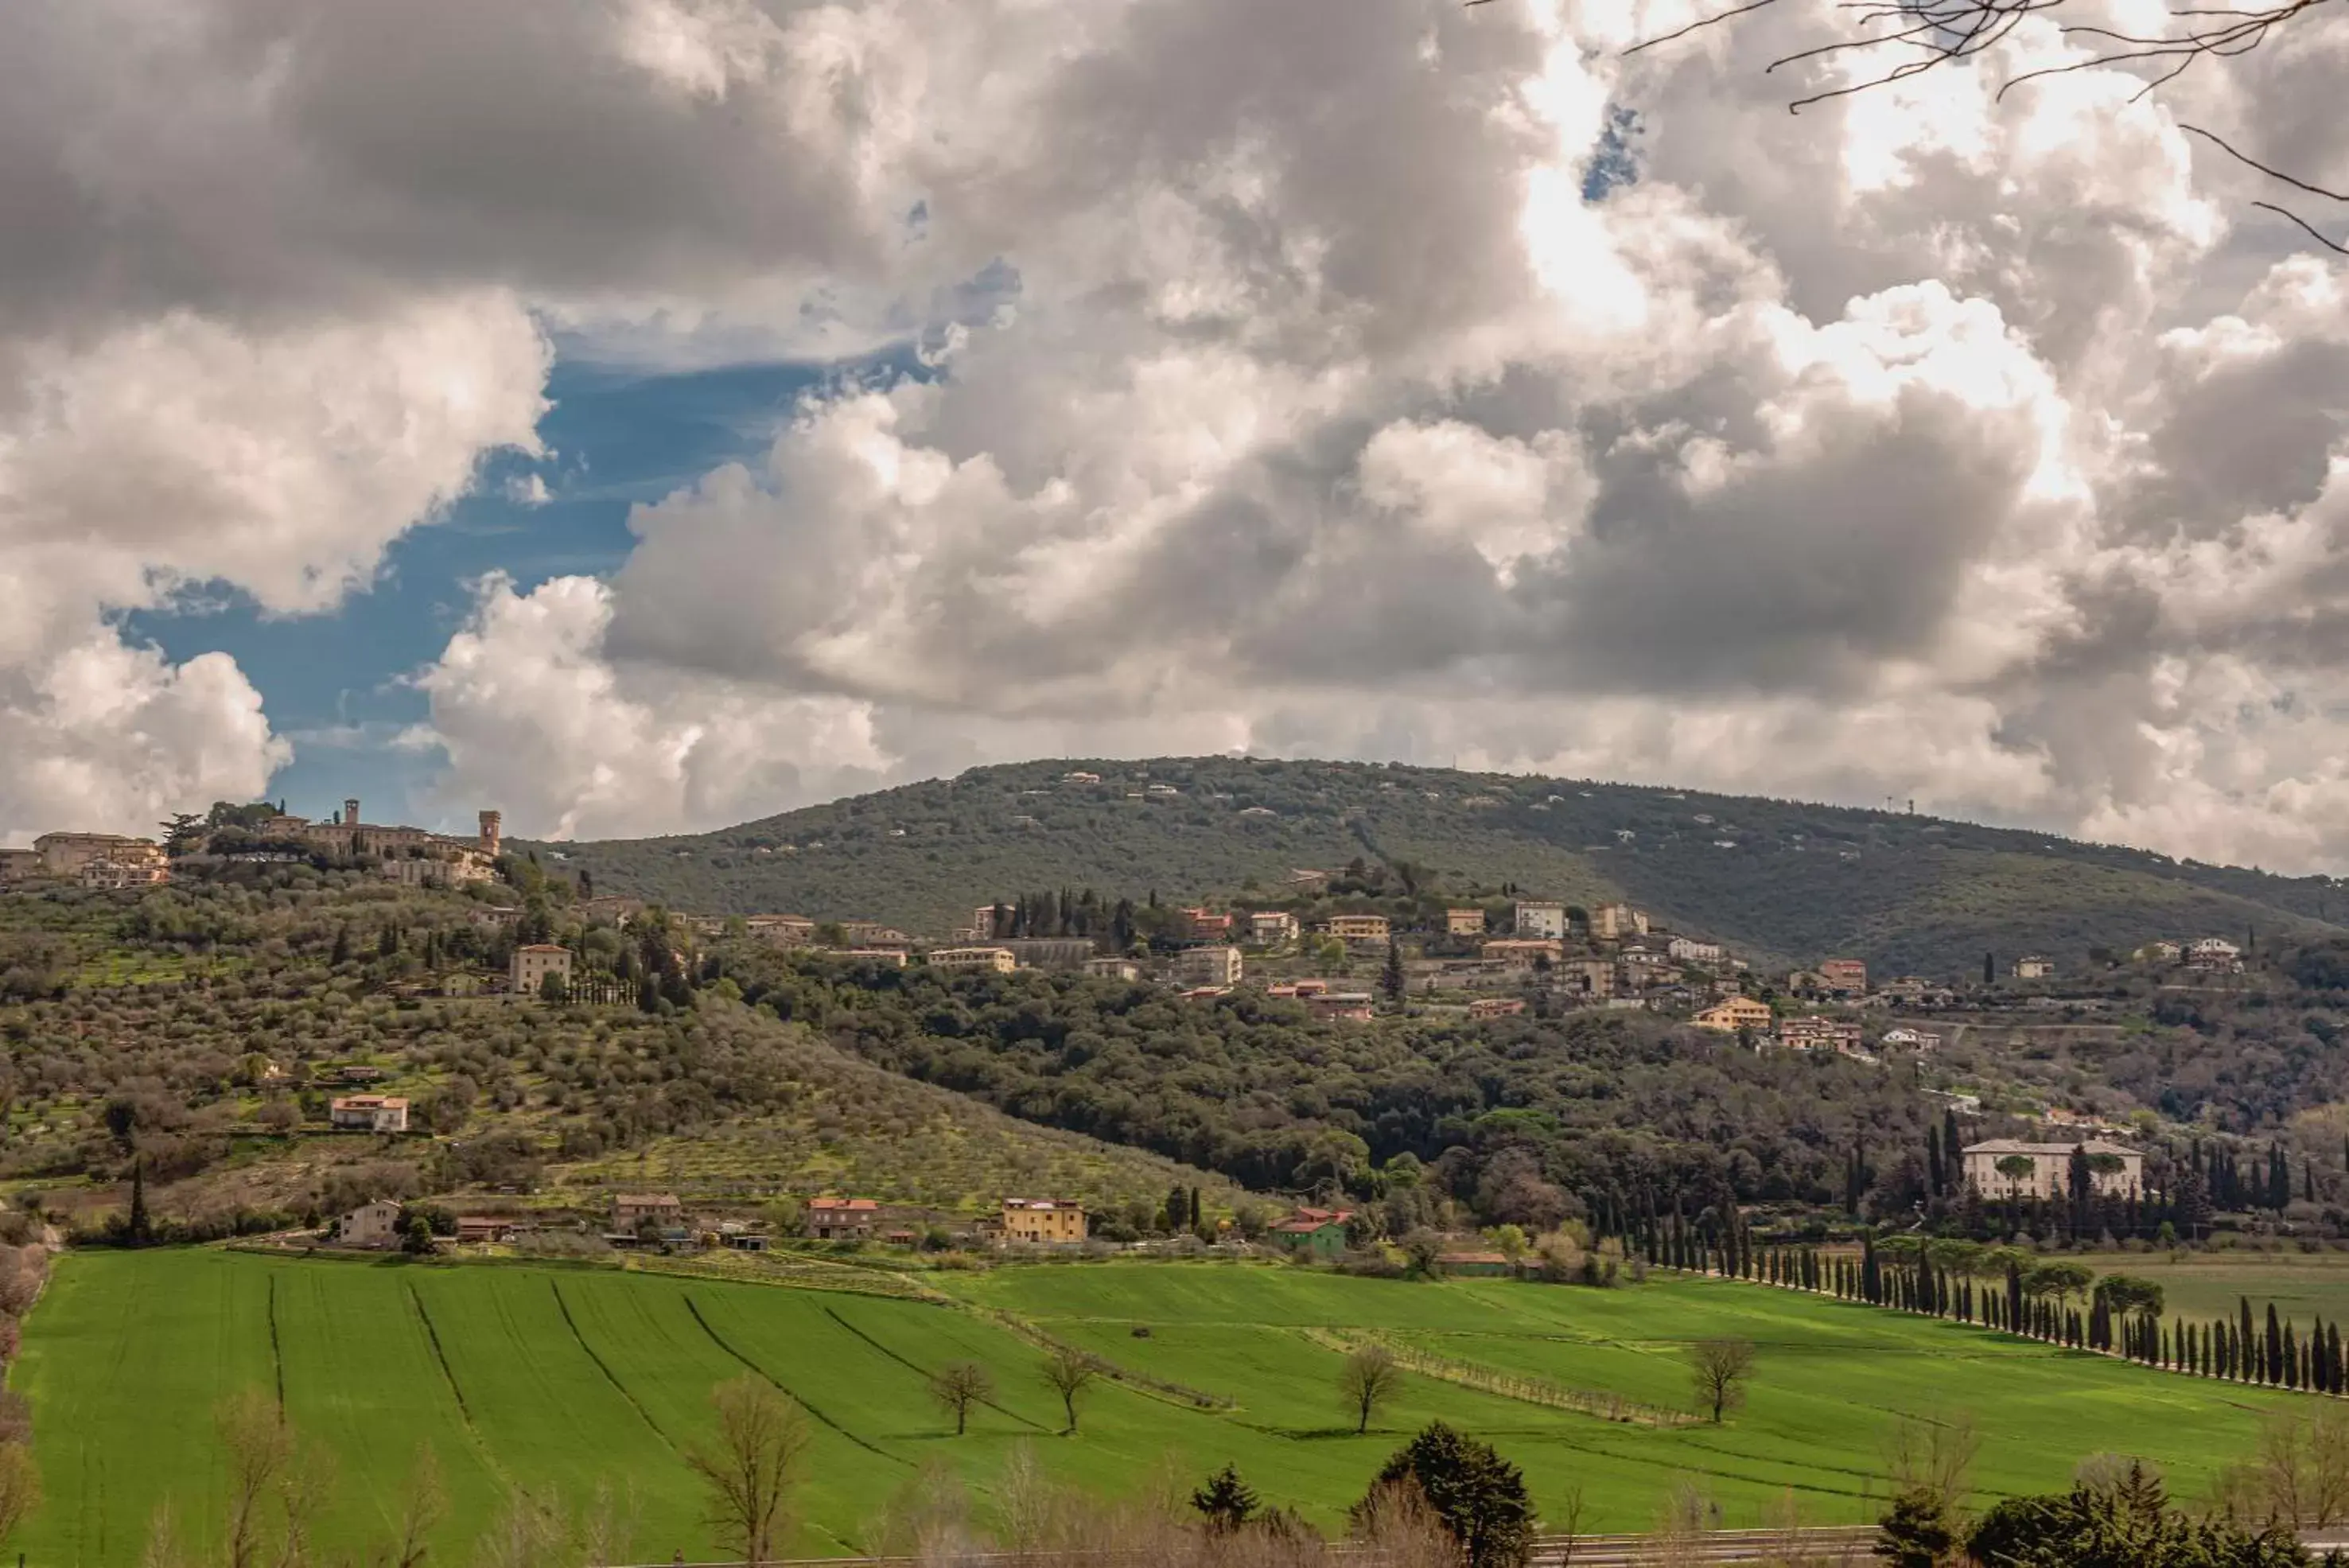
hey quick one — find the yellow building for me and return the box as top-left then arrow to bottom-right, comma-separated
928,946 -> 1019,975
1001,1198 -> 1087,1246
1324,914 -> 1391,944
1589,902 -> 1649,940
1445,909 -> 1487,936
1694,997 -> 1773,1033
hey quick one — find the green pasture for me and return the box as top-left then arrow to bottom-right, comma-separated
2079,1250 -> 2349,1325
14,1251 -> 2318,1566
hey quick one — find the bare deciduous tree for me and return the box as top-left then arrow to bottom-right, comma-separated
1687,1338 -> 1757,1424
929,1361 -> 995,1438
2214,1401 -> 2349,1529
382,1445 -> 445,1568
1039,1345 -> 1100,1434
0,1442 -> 40,1553
685,1375 -> 811,1568
1619,0 -> 2345,250
217,1391 -> 294,1568
1883,1410 -> 1981,1517
1337,1344 -> 1403,1436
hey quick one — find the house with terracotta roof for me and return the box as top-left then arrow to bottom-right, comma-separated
1269,1208 -> 1354,1260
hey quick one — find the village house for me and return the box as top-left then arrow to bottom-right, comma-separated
1001,1198 -> 1087,1246
1174,945 -> 1244,986
1283,869 -> 1331,893
1589,902 -> 1648,941
510,944 -> 573,996
928,946 -> 1020,975
1468,997 -> 1527,1019
1445,908 -> 1488,937
613,1193 -> 685,1231
1876,975 -> 1954,1007
2185,937 -> 2245,973
745,915 -> 818,947
1817,958 -> 1869,995
2136,940 -> 2183,964
1176,985 -> 1235,1002
966,904 -> 1004,940
1618,947 -> 1675,986
1775,1015 -> 1865,1056
33,831 -> 161,878
993,938 -> 1095,971
329,1095 -> 410,1133
806,1196 -> 883,1241
1268,1207 -> 1354,1260
1180,908 -> 1235,942
0,849 -> 40,884
1666,936 -> 1723,966
1481,938 -> 1563,971
1880,1026 -> 1942,1051
1694,997 -> 1774,1033
2013,955 -> 2055,980
1324,914 -> 1392,946
1559,957 -> 1616,997
77,842 -> 173,889
1305,991 -> 1377,1022
1062,771 -> 1102,784
334,1199 -> 405,1248
1962,1139 -> 2143,1200
842,948 -> 910,967
455,1216 -> 515,1244
1512,901 -> 1566,939
1084,957 -> 1141,982
1248,910 -> 1300,945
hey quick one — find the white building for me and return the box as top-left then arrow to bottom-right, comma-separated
1666,936 -> 1723,965
334,1199 -> 405,1247
1513,902 -> 1566,940
1174,945 -> 1243,986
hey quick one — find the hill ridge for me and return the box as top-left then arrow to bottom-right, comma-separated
531,757 -> 2347,974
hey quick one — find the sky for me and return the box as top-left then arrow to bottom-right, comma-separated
2,0 -> 2347,868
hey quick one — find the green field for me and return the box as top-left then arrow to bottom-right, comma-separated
2077,1251 -> 2349,1325
15,1251 -> 2316,1565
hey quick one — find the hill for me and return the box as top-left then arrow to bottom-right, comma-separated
0,873 -> 1245,1233
532,757 -> 2349,973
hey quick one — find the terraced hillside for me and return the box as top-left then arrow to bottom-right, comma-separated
536,757 -> 2347,972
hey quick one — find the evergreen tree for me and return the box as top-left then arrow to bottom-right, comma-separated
1381,940 -> 1406,1004
1982,951 -> 1994,984
1190,1465 -> 1258,1534
1356,1423 -> 1534,1568
126,1156 -> 151,1246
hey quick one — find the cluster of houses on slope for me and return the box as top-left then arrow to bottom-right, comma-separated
0,832 -> 171,889
328,1192 -> 1101,1253
2,796 -> 504,893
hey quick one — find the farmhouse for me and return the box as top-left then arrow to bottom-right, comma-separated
1468,997 -> 1526,1019
455,1216 -> 514,1244
328,1095 -> 409,1133
806,1196 -> 882,1241
2013,955 -> 2055,979
509,944 -> 572,995
1445,908 -> 1488,936
334,1199 -> 404,1248
1268,1208 -> 1353,1260
1775,1016 -> 1865,1056
1001,1198 -> 1087,1246
612,1193 -> 685,1231
1437,1250 -> 1515,1278
1962,1139 -> 2143,1200
1305,991 -> 1376,1021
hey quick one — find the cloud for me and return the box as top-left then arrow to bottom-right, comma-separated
9,0 -> 2349,869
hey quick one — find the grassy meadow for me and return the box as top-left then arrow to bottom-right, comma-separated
2080,1249 -> 2349,1325
15,1251 -> 2319,1566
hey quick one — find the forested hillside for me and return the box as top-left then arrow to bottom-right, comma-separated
536,757 -> 2348,973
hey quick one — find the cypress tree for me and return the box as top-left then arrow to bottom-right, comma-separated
2269,1303 -> 2286,1385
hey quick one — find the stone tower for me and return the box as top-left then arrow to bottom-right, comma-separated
479,810 -> 502,858
344,798 -> 361,828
